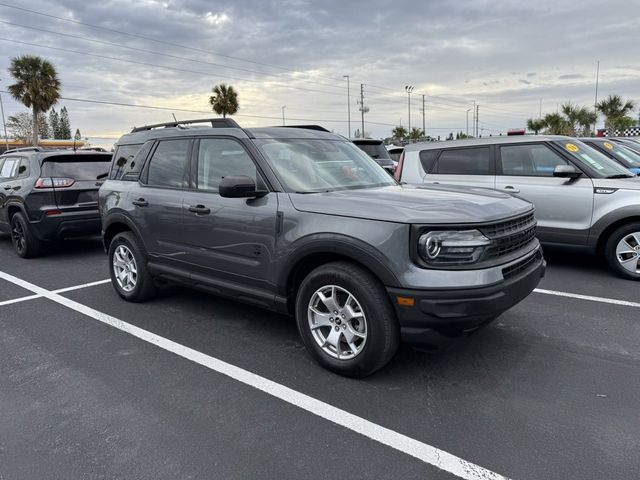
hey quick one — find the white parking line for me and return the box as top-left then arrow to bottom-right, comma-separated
0,269 -> 509,480
0,279 -> 110,307
534,288 -> 640,308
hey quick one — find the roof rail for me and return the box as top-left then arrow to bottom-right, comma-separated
277,125 -> 331,133
2,147 -> 43,154
130,117 -> 241,133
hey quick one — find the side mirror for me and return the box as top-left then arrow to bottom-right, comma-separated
219,175 -> 266,198
553,165 -> 582,179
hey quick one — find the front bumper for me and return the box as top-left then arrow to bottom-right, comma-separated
387,249 -> 545,350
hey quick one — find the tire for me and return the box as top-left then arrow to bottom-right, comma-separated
604,222 -> 640,280
108,231 -> 157,302
295,261 -> 400,377
10,212 -> 41,258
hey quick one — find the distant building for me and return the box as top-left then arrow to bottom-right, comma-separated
0,138 -> 86,154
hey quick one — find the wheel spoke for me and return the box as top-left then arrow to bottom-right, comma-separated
323,327 -> 342,354
309,308 -> 333,329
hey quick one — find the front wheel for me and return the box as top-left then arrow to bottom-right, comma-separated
295,261 -> 399,377
604,223 -> 640,280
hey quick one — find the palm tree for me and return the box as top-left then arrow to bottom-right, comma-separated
526,118 -> 546,135
209,83 -> 239,118
596,94 -> 636,133
542,112 -> 569,135
408,127 -> 424,142
8,55 -> 61,146
391,126 -> 407,141
560,103 -> 597,136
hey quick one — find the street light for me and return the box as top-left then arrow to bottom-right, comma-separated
466,108 -> 472,137
405,85 -> 414,137
343,75 -> 351,138
0,78 -> 9,151
281,105 -> 286,126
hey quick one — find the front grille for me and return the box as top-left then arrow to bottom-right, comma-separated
502,250 -> 542,279
480,212 -> 537,261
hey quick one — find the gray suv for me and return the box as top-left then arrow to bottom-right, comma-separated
397,135 -> 640,280
99,118 -> 545,377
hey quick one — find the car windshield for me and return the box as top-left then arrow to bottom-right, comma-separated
256,139 -> 396,193
600,142 -> 640,168
554,140 -> 634,178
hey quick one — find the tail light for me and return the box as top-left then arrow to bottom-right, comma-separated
394,152 -> 405,181
34,177 -> 75,188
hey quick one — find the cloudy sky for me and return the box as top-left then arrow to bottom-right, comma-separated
0,0 -> 639,147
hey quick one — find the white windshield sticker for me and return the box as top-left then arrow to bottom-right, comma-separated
579,153 -> 605,170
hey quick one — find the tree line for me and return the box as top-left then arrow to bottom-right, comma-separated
6,107 -> 79,143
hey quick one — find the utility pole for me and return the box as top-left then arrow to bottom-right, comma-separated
343,75 -> 351,138
594,60 -> 600,134
472,100 -> 476,137
539,98 -> 542,118
421,94 -> 426,137
359,84 -> 365,138
466,108 -> 471,137
0,78 -> 8,151
281,105 -> 286,126
475,104 -> 480,137
405,86 -> 414,135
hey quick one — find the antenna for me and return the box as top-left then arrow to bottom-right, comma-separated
172,113 -> 178,122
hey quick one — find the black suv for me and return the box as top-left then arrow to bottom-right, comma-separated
0,147 -> 112,257
351,139 -> 395,175
100,118 -> 544,377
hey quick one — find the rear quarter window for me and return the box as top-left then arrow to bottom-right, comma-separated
433,147 -> 491,175
110,144 -> 144,180
419,149 -> 440,173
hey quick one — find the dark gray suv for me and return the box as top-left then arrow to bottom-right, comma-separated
99,118 -> 545,377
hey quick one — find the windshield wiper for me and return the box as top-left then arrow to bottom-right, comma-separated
605,174 -> 634,179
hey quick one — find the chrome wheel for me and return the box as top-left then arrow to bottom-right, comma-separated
307,285 -> 367,359
113,245 -> 138,292
615,231 -> 640,274
11,220 -> 25,253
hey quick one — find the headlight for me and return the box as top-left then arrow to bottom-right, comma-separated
418,229 -> 491,265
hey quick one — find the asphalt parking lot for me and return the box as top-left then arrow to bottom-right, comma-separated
1,235 -> 638,480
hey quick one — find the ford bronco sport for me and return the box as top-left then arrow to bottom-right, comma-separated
99,118 -> 545,377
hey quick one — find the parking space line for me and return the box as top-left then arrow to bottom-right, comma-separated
0,269 -> 508,480
0,279 -> 110,307
534,288 -> 640,308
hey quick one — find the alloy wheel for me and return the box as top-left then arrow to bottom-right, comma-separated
113,245 -> 138,292
615,231 -> 640,274
307,285 -> 367,359
11,220 -> 25,254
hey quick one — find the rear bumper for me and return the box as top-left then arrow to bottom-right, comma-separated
30,210 -> 102,241
387,250 -> 545,350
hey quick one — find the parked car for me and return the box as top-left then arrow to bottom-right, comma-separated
581,138 -> 640,175
386,145 -> 404,163
0,147 -> 112,257
351,138 -> 395,174
396,135 -> 640,279
100,118 -> 545,377
610,137 -> 640,155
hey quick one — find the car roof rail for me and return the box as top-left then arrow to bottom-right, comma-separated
2,146 -> 43,154
277,125 -> 331,133
130,117 -> 241,133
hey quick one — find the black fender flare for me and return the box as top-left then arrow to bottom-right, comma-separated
102,211 -> 148,252
276,233 -> 401,295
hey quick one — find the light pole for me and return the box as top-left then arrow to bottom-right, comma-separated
405,85 -> 414,136
343,75 -> 351,138
0,79 -> 9,151
593,60 -> 600,134
281,105 -> 286,126
466,108 -> 471,137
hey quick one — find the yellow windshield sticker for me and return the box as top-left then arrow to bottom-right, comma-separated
565,143 -> 579,152
603,142 -> 614,150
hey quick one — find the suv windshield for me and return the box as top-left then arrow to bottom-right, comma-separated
554,140 -> 634,178
598,141 -> 640,169
257,139 -> 396,193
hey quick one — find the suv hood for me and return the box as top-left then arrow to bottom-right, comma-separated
289,184 -> 533,224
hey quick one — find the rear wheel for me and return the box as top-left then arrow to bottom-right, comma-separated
604,223 -> 640,280
108,231 -> 157,301
295,261 -> 399,377
10,212 -> 41,258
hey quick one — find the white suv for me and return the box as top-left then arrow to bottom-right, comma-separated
396,135 -> 640,279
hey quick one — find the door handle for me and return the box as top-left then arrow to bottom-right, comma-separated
188,204 -> 211,215
132,198 -> 149,207
3,185 -> 12,190
500,186 -> 520,193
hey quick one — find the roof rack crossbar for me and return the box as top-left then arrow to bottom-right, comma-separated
277,125 -> 331,133
2,147 -> 43,154
131,117 -> 240,133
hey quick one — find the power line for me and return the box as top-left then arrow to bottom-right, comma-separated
0,37 -> 352,99
0,2 -> 345,83
0,19 -> 347,92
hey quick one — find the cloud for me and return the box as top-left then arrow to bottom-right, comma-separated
559,74 -> 586,80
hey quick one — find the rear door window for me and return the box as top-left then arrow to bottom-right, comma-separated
145,139 -> 190,188
433,147 -> 491,175
500,144 -> 569,176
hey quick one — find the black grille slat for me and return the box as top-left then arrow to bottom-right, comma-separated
502,250 -> 541,279
479,212 -> 537,262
